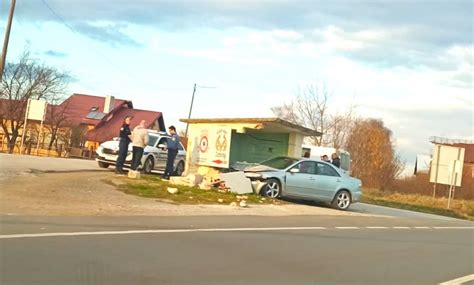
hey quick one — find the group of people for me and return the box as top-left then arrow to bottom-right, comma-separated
114,116 -> 180,180
321,153 -> 340,168
303,150 -> 341,168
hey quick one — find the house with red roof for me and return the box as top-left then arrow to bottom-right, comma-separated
0,93 -> 165,154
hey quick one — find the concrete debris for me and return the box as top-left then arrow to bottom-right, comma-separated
218,198 -> 224,203
239,200 -> 248,208
167,187 -> 178,194
199,179 -> 211,190
127,170 -> 141,179
220,172 -> 253,194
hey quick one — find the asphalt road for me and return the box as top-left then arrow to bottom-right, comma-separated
1,215 -> 473,285
1,154 -> 473,284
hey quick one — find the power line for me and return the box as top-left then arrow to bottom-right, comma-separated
39,0 -> 137,82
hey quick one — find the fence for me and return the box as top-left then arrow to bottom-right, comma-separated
0,141 -> 96,160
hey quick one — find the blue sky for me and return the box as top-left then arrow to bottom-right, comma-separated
1,0 -> 473,174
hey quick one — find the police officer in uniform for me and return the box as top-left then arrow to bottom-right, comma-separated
116,116 -> 132,174
163,125 -> 180,180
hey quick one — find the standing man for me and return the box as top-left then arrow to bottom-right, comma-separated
331,153 -> 341,168
115,116 -> 132,175
130,120 -> 148,171
163,125 -> 180,180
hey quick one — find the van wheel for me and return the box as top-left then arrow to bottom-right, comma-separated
174,161 -> 185,176
143,157 -> 154,174
98,161 -> 110,168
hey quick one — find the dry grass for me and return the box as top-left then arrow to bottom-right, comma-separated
363,188 -> 474,220
104,175 -> 284,205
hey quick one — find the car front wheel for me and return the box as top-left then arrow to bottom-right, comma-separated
174,161 -> 184,176
332,190 -> 351,210
98,161 -> 110,168
143,157 -> 154,174
261,179 -> 281,198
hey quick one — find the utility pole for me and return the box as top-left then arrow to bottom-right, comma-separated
0,0 -> 16,79
185,83 -> 197,138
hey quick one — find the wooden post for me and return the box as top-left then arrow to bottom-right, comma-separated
19,99 -> 30,155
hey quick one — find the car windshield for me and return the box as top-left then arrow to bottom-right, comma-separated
148,135 -> 159,146
260,156 -> 300,170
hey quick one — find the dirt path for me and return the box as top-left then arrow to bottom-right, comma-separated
0,171 -> 373,217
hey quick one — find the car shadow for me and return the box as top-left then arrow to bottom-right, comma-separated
278,197 -> 362,213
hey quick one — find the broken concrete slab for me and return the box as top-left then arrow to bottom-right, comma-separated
220,172 -> 253,194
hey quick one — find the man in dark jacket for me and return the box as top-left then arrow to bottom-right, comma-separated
115,116 -> 132,174
162,125 -> 180,180
331,153 -> 341,168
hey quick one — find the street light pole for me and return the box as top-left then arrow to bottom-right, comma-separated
0,0 -> 16,80
184,83 -> 197,138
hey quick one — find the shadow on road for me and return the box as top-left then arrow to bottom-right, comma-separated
278,197 -> 365,214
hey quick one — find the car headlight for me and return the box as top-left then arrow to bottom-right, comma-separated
245,172 -> 262,179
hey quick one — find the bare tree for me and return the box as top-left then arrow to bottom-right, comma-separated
45,96 -> 72,151
0,51 -> 69,153
271,83 -> 355,148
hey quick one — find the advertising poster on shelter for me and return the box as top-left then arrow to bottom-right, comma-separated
193,126 -> 231,168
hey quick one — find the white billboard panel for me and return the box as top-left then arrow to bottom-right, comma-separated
27,99 -> 47,121
191,126 -> 231,168
430,145 -> 465,187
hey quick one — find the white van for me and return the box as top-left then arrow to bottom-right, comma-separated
301,144 -> 351,175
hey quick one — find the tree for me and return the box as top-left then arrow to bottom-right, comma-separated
345,119 -> 404,189
45,97 -> 72,151
0,51 -> 69,153
271,84 -> 355,148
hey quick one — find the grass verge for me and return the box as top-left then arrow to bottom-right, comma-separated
362,188 -> 474,221
104,175 -> 283,205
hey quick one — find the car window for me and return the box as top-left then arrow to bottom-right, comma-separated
157,137 -> 168,147
316,162 -> 340,177
293,161 -> 318,175
178,142 -> 184,151
148,135 -> 159,147
261,157 -> 300,170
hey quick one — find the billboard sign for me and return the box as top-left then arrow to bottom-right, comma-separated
430,144 -> 465,187
192,126 -> 231,168
27,99 -> 47,121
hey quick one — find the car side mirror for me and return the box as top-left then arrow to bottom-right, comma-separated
290,168 -> 300,174
158,144 -> 166,149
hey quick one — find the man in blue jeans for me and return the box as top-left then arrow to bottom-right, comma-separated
162,126 -> 180,180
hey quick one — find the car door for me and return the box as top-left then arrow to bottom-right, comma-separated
285,161 -> 318,197
306,162 -> 342,201
155,137 -> 169,170
143,134 -> 160,166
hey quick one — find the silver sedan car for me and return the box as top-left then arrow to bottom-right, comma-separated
244,156 -> 362,210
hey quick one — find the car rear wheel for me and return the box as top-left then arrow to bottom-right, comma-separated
174,161 -> 184,176
98,161 -> 110,168
143,157 -> 154,174
332,190 -> 351,210
261,179 -> 281,198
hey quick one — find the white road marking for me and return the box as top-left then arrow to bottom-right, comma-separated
0,227 -> 327,239
433,227 -> 474,230
365,226 -> 389,229
414,227 -> 431,229
392,226 -> 411,229
335,227 -> 360,229
0,226 -> 472,240
439,274 -> 474,285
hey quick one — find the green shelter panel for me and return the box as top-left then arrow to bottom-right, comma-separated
229,130 -> 289,164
